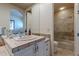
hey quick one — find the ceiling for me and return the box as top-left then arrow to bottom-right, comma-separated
11,3 -> 34,10
54,3 -> 74,13
11,3 -> 74,12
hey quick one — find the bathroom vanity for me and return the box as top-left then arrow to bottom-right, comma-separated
2,35 -> 50,56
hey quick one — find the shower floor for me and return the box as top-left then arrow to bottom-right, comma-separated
54,40 -> 74,56
54,48 -> 74,56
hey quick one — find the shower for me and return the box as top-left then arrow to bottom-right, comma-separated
54,3 -> 74,56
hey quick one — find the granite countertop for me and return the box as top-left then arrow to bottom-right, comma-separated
2,35 -> 45,53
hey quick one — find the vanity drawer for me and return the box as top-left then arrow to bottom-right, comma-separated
14,44 -> 34,56
5,42 -> 14,56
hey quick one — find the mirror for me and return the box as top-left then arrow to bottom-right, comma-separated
10,9 -> 24,34
26,4 -> 40,35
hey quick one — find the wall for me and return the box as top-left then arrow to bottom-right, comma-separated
0,3 -> 25,32
54,8 -> 74,32
54,8 -> 74,41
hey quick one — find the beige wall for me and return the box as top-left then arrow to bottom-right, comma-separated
54,8 -> 74,32
54,8 -> 74,41
0,3 -> 25,31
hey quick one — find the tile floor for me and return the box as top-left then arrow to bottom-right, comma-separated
54,48 -> 74,56
0,46 -> 10,56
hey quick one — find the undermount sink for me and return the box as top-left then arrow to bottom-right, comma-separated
13,35 -> 37,41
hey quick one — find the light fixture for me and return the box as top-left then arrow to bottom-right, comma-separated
59,7 -> 65,10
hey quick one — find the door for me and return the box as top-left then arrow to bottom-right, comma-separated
75,3 -> 79,56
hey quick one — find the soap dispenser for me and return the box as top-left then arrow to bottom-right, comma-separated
28,28 -> 31,35
25,29 -> 27,35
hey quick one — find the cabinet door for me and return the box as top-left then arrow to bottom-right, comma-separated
42,38 -> 50,56
35,40 -> 44,56
44,41 -> 50,55
14,45 -> 34,56
31,4 -> 40,33
39,4 -> 53,34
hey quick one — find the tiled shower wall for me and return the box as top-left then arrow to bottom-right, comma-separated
54,8 -> 74,41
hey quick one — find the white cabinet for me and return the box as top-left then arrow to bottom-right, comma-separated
35,38 -> 50,56
31,4 -> 53,34
43,38 -> 50,56
31,4 -> 40,33
39,4 -> 53,34
13,39 -> 50,56
30,4 -> 52,55
5,42 -> 35,56
35,40 -> 45,56
14,44 -> 34,56
6,38 -> 50,56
